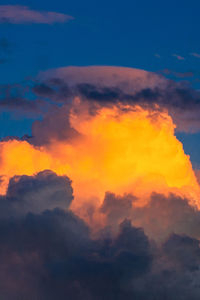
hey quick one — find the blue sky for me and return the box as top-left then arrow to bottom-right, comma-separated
1,0 -> 200,83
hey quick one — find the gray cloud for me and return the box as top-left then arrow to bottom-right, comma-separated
0,170 -> 153,299
0,170 -> 199,298
101,191 -> 200,241
0,170 -> 73,217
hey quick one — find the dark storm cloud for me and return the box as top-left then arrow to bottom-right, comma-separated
75,81 -> 200,113
99,191 -> 200,299
132,233 -> 200,300
0,170 -> 73,217
38,66 -> 199,109
0,170 -> 153,300
33,79 -> 162,107
100,192 -> 136,227
101,191 -> 200,241
7,68 -> 198,115
0,170 -> 200,298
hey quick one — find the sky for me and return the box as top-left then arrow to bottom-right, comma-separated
1,2 -> 200,299
1,0 -> 200,83
1,0 -> 200,166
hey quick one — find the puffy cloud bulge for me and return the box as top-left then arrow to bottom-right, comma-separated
1,66 -> 200,299
1,67 -> 200,213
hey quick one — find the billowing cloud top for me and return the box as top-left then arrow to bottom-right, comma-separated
38,66 -> 200,132
0,5 -> 73,24
1,65 -> 200,299
2,66 -> 200,132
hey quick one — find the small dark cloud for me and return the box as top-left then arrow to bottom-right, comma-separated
0,82 -> 52,115
32,83 -> 55,97
161,69 -> 194,78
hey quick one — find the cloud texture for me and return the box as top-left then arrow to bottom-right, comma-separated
36,66 -> 200,133
0,170 -> 200,299
1,66 -> 200,299
2,66 -> 200,133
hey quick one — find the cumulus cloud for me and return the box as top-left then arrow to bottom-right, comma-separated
132,233 -> 200,300
2,65 -> 200,298
0,5 -> 73,24
0,170 -> 73,216
0,170 -> 200,299
0,170 -> 153,299
101,191 -> 200,241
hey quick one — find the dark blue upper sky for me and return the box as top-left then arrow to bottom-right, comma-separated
1,0 -> 200,167
1,0 -> 200,83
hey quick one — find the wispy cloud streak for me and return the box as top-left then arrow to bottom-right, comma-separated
0,5 -> 73,24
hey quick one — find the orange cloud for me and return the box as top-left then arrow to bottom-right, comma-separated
0,99 -> 199,224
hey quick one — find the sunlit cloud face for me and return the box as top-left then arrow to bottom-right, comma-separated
0,97 -> 199,225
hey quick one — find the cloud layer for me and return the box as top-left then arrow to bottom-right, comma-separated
1,66 -> 200,133
37,66 -> 200,133
0,170 -> 200,299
